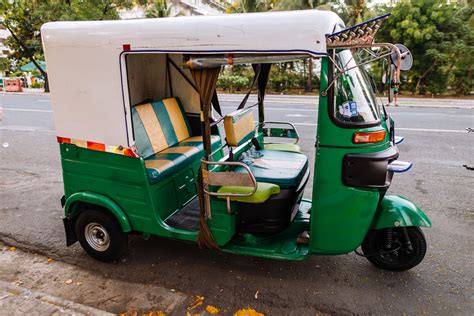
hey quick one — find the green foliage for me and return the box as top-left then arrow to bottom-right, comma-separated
1,0 -> 134,64
226,0 -> 274,13
146,0 -> 172,18
31,81 -> 44,89
269,62 -> 301,92
376,0 -> 473,95
0,57 -> 10,72
217,74 -> 251,92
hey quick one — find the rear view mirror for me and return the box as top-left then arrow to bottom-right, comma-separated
390,44 -> 413,71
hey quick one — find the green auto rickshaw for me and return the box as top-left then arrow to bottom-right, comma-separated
42,10 -> 431,271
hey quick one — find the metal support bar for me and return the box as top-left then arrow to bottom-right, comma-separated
263,121 -> 300,144
322,43 -> 403,97
201,160 -> 258,213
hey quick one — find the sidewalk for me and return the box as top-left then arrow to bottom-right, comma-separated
0,280 -> 113,315
0,243 -> 187,315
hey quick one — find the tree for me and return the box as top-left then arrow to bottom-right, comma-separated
146,0 -> 172,18
226,0 -> 273,13
376,0 -> 473,95
0,57 -> 10,73
0,0 -> 136,91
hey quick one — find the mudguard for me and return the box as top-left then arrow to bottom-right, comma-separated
64,191 -> 132,232
371,195 -> 431,229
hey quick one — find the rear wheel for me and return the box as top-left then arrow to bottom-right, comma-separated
75,209 -> 128,262
361,227 -> 426,271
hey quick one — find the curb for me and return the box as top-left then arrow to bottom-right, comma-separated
0,280 -> 114,315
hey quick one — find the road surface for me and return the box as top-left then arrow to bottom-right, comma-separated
0,93 -> 473,315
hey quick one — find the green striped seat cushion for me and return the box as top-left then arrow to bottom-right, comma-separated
132,97 -> 192,158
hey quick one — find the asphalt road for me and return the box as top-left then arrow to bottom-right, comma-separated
1,93 -> 473,315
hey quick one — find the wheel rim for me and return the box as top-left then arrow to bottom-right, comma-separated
84,222 -> 110,252
376,229 -> 416,265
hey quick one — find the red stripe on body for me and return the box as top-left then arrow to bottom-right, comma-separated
87,141 -> 106,151
57,136 -> 71,143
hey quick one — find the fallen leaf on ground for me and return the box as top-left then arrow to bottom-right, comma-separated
47,258 -> 54,263
144,311 -> 166,316
206,305 -> 220,314
233,308 -> 264,316
8,246 -> 16,251
65,279 -> 73,285
188,295 -> 205,311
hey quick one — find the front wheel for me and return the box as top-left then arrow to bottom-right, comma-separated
361,227 -> 427,271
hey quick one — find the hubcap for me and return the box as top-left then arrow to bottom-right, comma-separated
84,223 -> 110,252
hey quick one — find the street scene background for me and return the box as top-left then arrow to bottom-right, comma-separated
0,93 -> 473,314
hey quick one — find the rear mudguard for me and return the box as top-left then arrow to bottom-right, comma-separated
62,192 -> 132,246
371,195 -> 431,229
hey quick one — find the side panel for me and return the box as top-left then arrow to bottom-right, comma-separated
61,143 -> 154,232
61,143 -> 228,243
310,146 -> 381,254
310,57 -> 390,255
371,195 -> 431,229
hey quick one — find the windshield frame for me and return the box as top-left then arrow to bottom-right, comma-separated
327,49 -> 381,129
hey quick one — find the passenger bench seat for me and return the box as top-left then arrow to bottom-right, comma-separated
132,97 -> 221,184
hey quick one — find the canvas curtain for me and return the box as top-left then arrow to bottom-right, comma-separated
190,67 -> 221,249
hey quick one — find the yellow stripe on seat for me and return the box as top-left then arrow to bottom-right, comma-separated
224,110 -> 255,147
184,135 -> 219,142
135,103 -> 168,153
145,159 -> 174,172
163,98 -> 190,142
160,146 -> 199,157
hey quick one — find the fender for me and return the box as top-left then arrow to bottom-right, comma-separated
371,195 -> 431,229
64,191 -> 132,232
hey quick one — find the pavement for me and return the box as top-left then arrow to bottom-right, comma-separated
0,243 -> 186,315
0,93 -> 473,315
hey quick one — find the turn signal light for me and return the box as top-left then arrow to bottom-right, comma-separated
353,130 -> 386,144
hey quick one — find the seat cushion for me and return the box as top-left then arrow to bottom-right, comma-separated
234,149 -> 308,189
217,182 -> 280,204
145,135 -> 221,184
264,143 -> 302,153
224,109 -> 256,147
132,97 -> 192,158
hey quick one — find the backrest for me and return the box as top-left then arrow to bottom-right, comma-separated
224,109 -> 255,147
132,97 -> 192,158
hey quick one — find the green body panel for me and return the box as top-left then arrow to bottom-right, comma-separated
65,191 -> 132,232
222,200 -> 312,260
208,199 -> 236,246
310,57 -> 392,255
60,141 -> 224,243
371,195 -> 432,229
310,146 -> 383,254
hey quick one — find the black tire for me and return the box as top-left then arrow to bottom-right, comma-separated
361,227 -> 427,272
75,209 -> 128,262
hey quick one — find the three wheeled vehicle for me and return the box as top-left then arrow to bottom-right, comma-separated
42,10 -> 431,271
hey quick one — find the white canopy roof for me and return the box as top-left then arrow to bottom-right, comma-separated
41,10 -> 343,147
